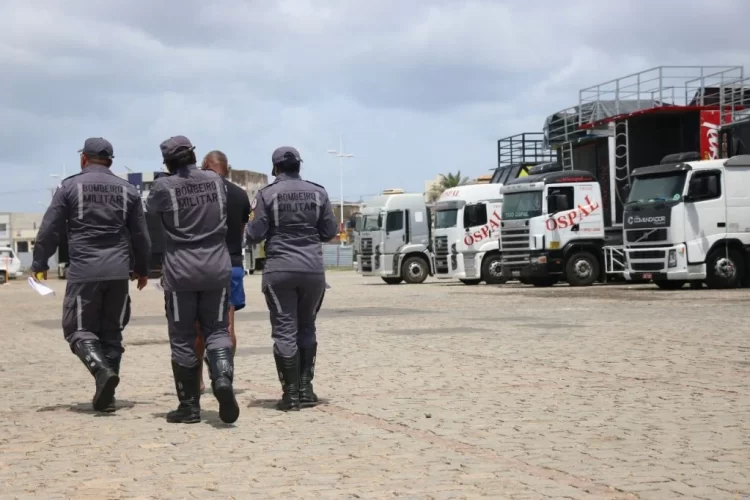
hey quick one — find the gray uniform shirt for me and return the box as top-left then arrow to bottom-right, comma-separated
245,172 -> 338,274
145,165 -> 231,292
32,164 -> 151,283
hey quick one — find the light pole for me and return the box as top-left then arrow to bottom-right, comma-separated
328,133 -> 354,246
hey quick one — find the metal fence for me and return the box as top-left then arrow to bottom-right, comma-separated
322,244 -> 353,268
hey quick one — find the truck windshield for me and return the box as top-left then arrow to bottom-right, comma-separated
627,172 -> 687,205
435,209 -> 458,228
501,192 -> 543,220
362,214 -> 381,231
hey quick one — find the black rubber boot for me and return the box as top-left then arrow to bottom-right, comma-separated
299,344 -> 319,406
166,361 -> 201,424
73,339 -> 120,412
102,354 -> 121,413
206,347 -> 239,424
274,351 -> 300,412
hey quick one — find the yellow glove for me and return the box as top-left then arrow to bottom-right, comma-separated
34,271 -> 46,281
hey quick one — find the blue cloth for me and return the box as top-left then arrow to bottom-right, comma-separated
229,266 -> 246,310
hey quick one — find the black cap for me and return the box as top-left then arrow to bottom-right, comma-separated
160,135 -> 195,160
271,146 -> 303,165
78,137 -> 114,159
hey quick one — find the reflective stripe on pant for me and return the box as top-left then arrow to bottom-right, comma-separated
262,272 -> 325,357
164,288 -> 232,367
61,279 -> 131,358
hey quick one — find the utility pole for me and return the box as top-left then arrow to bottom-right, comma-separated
327,134 -> 355,246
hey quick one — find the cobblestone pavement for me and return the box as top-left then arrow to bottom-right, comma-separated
1,271 -> 749,499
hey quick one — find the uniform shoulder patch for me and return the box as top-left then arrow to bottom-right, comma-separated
250,196 -> 258,210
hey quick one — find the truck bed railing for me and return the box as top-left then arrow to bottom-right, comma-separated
603,245 -> 626,278
544,66 -> 746,147
497,132 -> 557,169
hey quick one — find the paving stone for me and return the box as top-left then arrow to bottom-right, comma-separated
0,273 -> 749,498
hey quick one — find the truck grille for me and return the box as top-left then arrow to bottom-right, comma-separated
434,236 -> 449,255
500,226 -> 530,267
626,248 -> 667,273
625,228 -> 668,246
361,237 -> 373,256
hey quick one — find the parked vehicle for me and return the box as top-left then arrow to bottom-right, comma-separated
0,247 -> 22,281
356,191 -> 433,284
624,153 -> 750,289
432,184 -> 504,285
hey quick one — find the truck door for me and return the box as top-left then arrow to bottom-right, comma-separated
383,210 -> 405,273
571,184 -> 602,237
463,203 -> 489,248
684,169 -> 724,263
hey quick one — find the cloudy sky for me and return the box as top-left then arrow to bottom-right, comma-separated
1,0 -> 749,213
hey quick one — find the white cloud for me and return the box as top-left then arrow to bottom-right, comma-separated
1,0 -> 749,211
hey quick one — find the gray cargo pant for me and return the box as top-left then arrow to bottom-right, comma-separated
62,280 -> 131,359
164,288 -> 232,367
262,272 -> 326,357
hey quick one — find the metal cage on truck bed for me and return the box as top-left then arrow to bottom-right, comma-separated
492,132 -> 558,184
541,65 -> 750,229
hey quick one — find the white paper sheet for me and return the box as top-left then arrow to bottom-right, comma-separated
28,277 -> 55,296
415,211 -> 423,223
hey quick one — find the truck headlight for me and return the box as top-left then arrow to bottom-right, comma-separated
668,249 -> 677,268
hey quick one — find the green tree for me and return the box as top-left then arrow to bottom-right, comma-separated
427,171 -> 471,202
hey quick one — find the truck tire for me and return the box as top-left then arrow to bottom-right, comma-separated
481,254 -> 507,285
565,251 -> 599,287
654,280 -> 685,290
460,279 -> 481,285
705,248 -> 743,289
382,277 -> 403,285
401,256 -> 428,284
530,277 -> 558,287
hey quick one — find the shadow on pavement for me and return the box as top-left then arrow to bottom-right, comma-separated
149,409 -> 237,429
247,398 -> 329,410
37,399 -> 144,414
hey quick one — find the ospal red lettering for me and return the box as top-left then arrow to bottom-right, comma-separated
464,235 -> 473,246
546,218 -> 556,231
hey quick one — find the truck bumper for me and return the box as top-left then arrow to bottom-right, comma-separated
433,252 -> 482,280
624,245 -> 706,281
502,252 -> 563,280
357,254 -> 399,278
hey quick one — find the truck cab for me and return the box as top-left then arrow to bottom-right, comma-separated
499,168 -> 620,286
624,153 -> 750,289
356,192 -> 433,284
432,184 -> 505,285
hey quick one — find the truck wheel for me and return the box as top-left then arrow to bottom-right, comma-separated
401,256 -> 428,284
382,277 -> 403,285
481,254 -> 507,285
654,280 -> 685,290
705,248 -> 743,289
460,279 -> 481,285
530,277 -> 558,287
565,251 -> 599,287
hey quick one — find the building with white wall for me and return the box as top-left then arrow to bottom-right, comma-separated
0,212 -> 10,247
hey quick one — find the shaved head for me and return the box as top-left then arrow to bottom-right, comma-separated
203,150 -> 229,177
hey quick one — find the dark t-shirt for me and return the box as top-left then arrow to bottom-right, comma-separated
223,178 -> 251,268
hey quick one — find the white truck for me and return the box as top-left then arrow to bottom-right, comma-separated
499,165 -> 623,286
356,191 -> 433,284
432,184 -> 505,285
623,153 -> 750,289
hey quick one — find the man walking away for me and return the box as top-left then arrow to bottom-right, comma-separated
145,136 -> 239,424
245,146 -> 338,411
32,137 -> 151,412
195,150 -> 250,392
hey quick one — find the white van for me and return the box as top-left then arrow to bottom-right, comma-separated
0,247 -> 23,280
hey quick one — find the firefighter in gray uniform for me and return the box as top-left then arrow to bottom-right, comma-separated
245,146 -> 338,411
145,135 -> 239,425
31,137 -> 152,413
